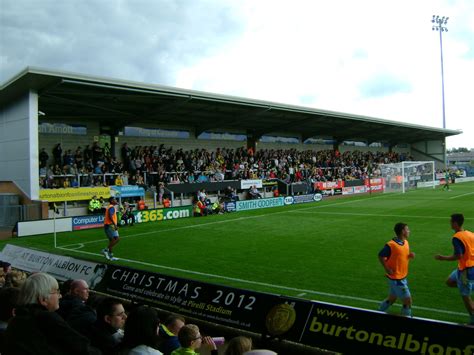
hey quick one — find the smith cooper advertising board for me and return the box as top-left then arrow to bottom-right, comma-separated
133,206 -> 193,224
236,197 -> 284,211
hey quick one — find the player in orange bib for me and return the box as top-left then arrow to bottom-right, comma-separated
378,222 -> 415,316
102,197 -> 120,261
435,213 -> 474,325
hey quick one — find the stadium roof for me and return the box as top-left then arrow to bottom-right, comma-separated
0,67 -> 461,145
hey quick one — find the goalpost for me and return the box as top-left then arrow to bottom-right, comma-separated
379,161 -> 435,193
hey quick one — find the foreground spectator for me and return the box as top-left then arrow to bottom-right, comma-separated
225,336 -> 253,355
159,314 -> 185,355
57,279 -> 96,335
243,351 -> 277,355
60,279 -> 74,296
4,269 -> 27,288
172,324 -> 217,355
3,272 -> 98,354
87,297 -> 127,354
118,305 -> 162,355
0,287 -> 19,331
0,287 -> 20,352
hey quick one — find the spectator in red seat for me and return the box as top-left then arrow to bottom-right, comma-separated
194,197 -> 208,217
138,197 -> 147,210
3,272 -> 99,355
272,187 -> 279,197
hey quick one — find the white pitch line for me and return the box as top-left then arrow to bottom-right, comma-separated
449,191 -> 474,200
61,213 -> 288,248
57,246 -> 467,317
287,192 -> 397,213
292,211 -> 474,220
64,243 -> 84,250
61,195 -> 390,249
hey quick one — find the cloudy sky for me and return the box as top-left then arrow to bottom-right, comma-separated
1,0 -> 473,148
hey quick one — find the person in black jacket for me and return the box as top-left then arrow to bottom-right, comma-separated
0,287 -> 20,354
116,305 -> 161,354
57,279 -> 96,336
87,296 -> 127,354
52,143 -> 62,166
3,272 -> 99,355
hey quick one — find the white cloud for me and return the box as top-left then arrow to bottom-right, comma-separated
174,0 -> 474,148
1,0 -> 472,148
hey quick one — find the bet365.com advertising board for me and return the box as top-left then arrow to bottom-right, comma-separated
133,206 -> 193,224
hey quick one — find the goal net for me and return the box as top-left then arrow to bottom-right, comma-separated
378,161 -> 435,193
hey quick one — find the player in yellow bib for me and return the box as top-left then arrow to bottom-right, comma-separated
378,223 -> 415,316
435,214 -> 474,325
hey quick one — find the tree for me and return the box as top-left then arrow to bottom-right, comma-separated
447,147 -> 469,154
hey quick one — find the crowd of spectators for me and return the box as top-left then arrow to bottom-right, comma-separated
39,141 -> 412,189
0,271 -> 278,354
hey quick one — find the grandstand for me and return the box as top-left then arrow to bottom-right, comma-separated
1,68 -> 473,354
0,67 -> 461,201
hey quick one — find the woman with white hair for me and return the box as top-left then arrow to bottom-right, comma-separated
3,272 -> 99,355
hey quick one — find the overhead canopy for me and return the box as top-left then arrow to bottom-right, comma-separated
0,67 -> 461,145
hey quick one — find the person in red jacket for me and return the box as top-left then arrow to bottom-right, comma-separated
137,198 -> 147,210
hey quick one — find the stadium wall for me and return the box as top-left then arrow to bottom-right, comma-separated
0,91 -> 39,199
39,118 -> 101,155
39,121 -> 413,159
117,136 -> 245,153
411,140 -> 446,168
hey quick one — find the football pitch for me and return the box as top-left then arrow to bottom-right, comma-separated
2,182 -> 474,324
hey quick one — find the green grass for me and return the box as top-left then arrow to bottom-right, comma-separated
2,182 -> 474,324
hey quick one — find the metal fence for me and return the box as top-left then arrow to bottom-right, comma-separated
0,204 -> 42,227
